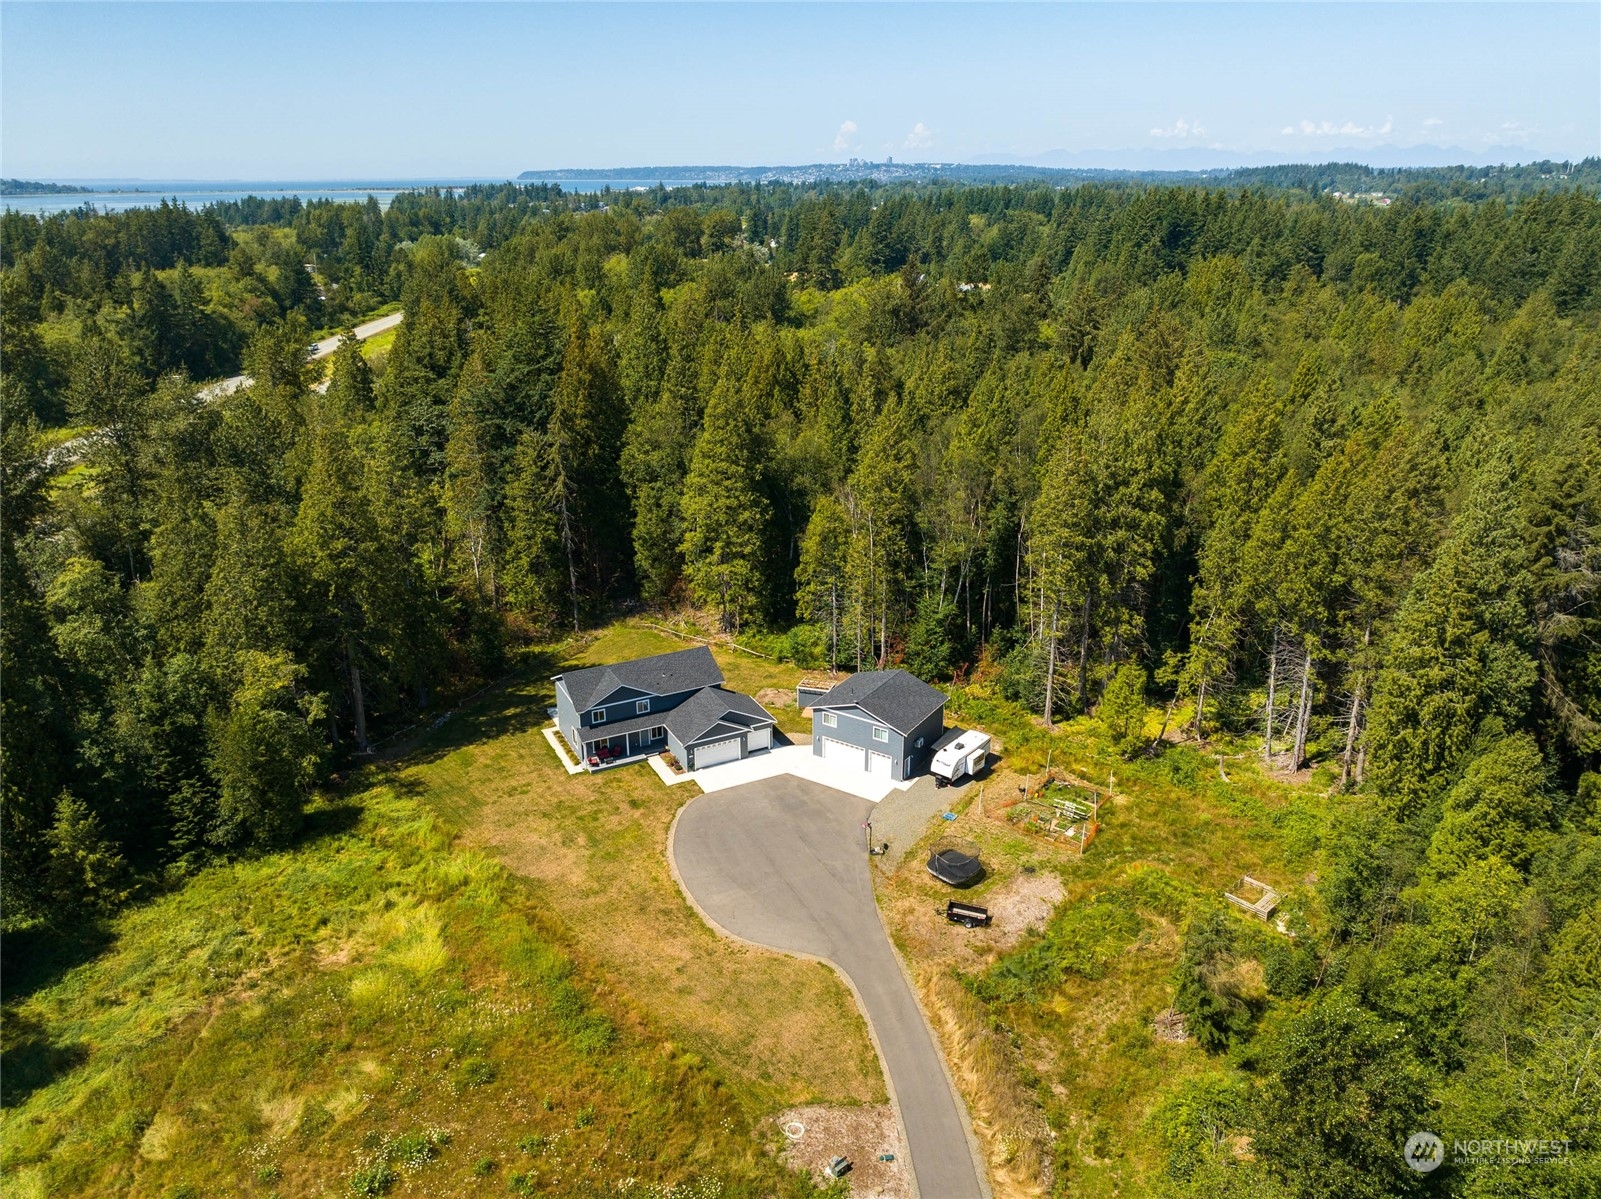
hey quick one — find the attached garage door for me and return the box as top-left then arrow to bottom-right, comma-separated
822,738 -> 864,769
867,752 -> 892,777
694,737 -> 741,769
747,727 -> 772,752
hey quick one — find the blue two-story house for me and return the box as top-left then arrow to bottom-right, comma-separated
806,669 -> 947,781
552,646 -> 777,771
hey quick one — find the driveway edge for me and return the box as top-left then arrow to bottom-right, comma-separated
665,795 -> 924,1199
871,872 -> 997,1199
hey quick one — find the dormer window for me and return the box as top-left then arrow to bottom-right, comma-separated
592,708 -> 607,724
636,699 -> 651,715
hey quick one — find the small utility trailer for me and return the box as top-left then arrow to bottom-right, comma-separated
932,731 -> 992,786
944,900 -> 991,928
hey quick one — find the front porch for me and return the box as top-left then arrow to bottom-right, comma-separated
581,727 -> 668,771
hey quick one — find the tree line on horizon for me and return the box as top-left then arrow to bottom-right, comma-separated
3,176 -> 1598,1195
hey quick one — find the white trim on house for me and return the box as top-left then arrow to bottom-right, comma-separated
636,699 -> 651,715
592,708 -> 607,723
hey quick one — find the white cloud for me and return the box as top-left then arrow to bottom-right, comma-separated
1423,117 -> 1444,128
1284,117 -> 1394,139
833,120 -> 859,153
1493,119 -> 1535,144
904,121 -> 933,151
1150,118 -> 1208,140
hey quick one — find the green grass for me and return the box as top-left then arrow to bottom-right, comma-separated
390,626 -> 884,1111
2,620 -> 1341,1198
878,681 -> 1340,1198
1,775 -> 832,1198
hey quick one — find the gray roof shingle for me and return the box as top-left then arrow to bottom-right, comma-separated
812,670 -> 947,735
665,687 -> 775,745
557,646 -> 723,712
567,684 -> 775,749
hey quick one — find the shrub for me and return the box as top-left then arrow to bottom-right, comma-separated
348,1161 -> 396,1196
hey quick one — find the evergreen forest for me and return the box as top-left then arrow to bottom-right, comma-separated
3,175 -> 1600,1196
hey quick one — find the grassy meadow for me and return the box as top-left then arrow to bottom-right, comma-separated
876,686 -> 1334,1199
0,622 -> 874,1198
2,617 -> 1336,1198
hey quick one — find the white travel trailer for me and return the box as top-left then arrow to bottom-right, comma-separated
932,730 -> 991,785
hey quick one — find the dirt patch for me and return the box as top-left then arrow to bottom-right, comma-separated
1152,1008 -> 1189,1044
773,1105 -> 910,1199
755,688 -> 794,709
986,870 -> 1066,950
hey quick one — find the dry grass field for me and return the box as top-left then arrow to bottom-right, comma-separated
397,623 -> 885,1112
1,615 -> 1329,1198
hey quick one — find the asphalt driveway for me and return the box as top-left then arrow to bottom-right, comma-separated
670,776 -> 988,1199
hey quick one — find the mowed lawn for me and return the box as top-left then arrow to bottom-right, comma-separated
395,624 -> 885,1112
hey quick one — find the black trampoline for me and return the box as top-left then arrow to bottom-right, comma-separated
927,847 -> 983,887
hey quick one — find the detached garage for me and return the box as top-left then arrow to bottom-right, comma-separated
809,670 -> 948,782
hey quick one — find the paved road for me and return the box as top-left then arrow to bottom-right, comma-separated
50,310 -> 406,465
671,776 -> 987,1199
197,309 -> 405,400
309,309 -> 403,360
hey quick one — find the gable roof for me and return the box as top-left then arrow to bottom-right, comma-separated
556,645 -> 723,712
813,670 -> 947,736
665,686 -> 775,745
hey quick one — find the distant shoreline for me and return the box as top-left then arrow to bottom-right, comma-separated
1,178 -> 97,196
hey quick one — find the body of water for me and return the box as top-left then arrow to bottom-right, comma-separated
5,176 -> 726,216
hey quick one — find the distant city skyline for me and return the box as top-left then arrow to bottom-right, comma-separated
2,2 -> 1596,180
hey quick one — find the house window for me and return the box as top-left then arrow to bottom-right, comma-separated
636,699 -> 651,715
592,708 -> 607,724
822,711 -> 837,728
651,726 -> 666,740
873,726 -> 889,742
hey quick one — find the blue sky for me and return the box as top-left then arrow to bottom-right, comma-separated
2,2 -> 1596,179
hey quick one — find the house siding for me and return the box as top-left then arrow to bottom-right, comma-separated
669,729 -> 753,771
555,681 -> 581,755
811,702 -> 945,780
811,705 -> 909,777
577,687 -> 701,741
901,707 -> 946,779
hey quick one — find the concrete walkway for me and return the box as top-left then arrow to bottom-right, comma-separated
690,742 -> 918,803
671,776 -> 988,1199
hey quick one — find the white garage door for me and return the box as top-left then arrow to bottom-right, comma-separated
747,727 -> 772,751
822,737 -> 864,769
694,737 -> 741,769
868,751 -> 892,777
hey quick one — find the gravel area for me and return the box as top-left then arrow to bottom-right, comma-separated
869,776 -> 982,869
774,1104 -> 912,1199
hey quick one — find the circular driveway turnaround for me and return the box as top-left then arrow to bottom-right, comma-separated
671,775 -> 988,1199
